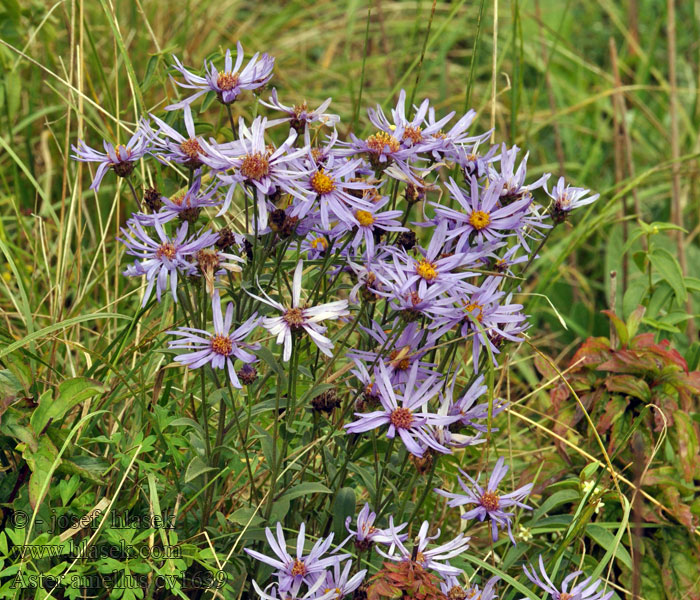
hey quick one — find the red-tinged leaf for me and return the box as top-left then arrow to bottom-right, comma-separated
630,332 -> 658,350
598,349 -> 659,374
673,411 -> 700,482
605,374 -> 651,400
534,353 -> 560,380
570,337 -> 611,368
550,382 -> 570,410
662,486 -> 698,530
597,395 -> 628,436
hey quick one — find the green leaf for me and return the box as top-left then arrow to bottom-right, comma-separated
648,247 -> 687,304
641,317 -> 681,333
602,310 -> 629,346
31,378 -> 106,434
590,496 -> 631,581
277,482 -> 332,503
230,507 -> 264,528
332,487 -> 356,540
586,524 -> 632,569
530,489 -> 580,524
184,456 -> 217,483
0,313 -> 129,360
22,435 -> 61,509
254,346 -> 287,386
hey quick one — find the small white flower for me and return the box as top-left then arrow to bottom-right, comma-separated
250,260 -> 349,361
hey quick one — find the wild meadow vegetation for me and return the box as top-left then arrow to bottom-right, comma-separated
0,1 -> 699,600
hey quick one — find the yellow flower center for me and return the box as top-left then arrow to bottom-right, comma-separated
114,144 -> 131,160
390,407 -> 413,429
216,71 -> 240,91
310,237 -> 328,251
480,490 -> 500,511
415,260 -> 438,281
156,243 -> 176,260
210,334 -> 233,356
283,307 -> 305,329
366,131 -> 400,154
170,190 -> 187,207
468,210 -> 491,230
389,346 -> 412,371
240,152 -> 270,180
290,559 -> 307,577
402,125 -> 423,144
448,586 -> 467,600
464,301 -> 484,322
355,210 -> 375,227
310,170 -> 336,195
293,102 -> 309,117
179,138 -> 202,161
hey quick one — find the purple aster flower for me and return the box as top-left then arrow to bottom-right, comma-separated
290,154 -> 373,229
330,195 -> 406,257
244,522 -> 348,593
346,258 -> 385,304
436,176 -> 531,251
251,260 -> 349,361
118,220 -> 217,306
135,176 -> 221,226
424,107 -> 490,162
372,261 -> 449,322
71,128 -> 149,190
422,386 -> 489,452
434,457 -> 533,543
546,176 -> 600,223
376,520 -> 470,578
366,89 -> 445,156
487,245 -> 529,277
432,276 -> 527,369
321,561 -> 367,599
261,89 -> 340,132
515,200 -> 553,253
446,374 -> 506,431
145,105 -> 208,169
344,360 -> 458,457
454,140 -> 499,178
166,42 -> 274,109
200,116 -> 309,228
388,219 -> 480,298
300,233 -> 331,260
167,290 -> 259,387
440,576 -> 500,600
384,162 -> 442,201
340,126 -> 415,173
522,556 -> 613,600
347,320 -> 438,386
345,503 -> 408,549
489,143 -> 550,200
251,579 -> 335,600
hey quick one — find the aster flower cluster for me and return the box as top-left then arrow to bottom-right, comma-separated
72,43 -> 609,600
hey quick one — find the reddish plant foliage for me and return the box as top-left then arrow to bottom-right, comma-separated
366,561 -> 447,600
